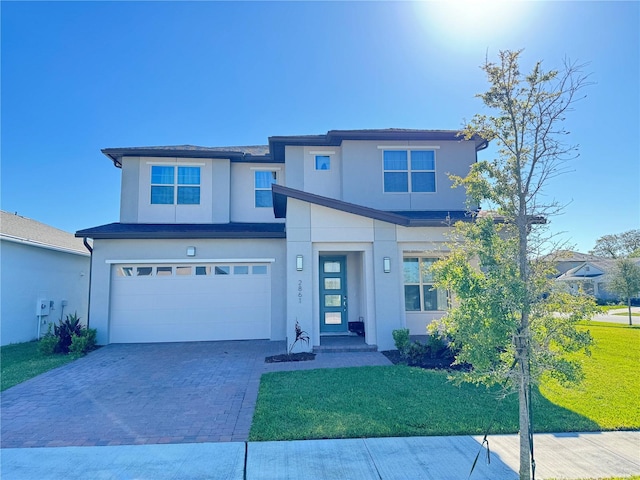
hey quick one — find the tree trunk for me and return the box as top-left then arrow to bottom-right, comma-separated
517,200 -> 532,480
628,299 -> 633,326
517,335 -> 532,480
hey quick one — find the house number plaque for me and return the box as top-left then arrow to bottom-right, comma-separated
298,280 -> 303,303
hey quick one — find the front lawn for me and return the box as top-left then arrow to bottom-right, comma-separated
250,322 -> 639,441
1,341 -> 76,391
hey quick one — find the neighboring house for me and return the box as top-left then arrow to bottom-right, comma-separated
542,250 -> 605,277
555,257 -> 640,302
76,129 -> 487,351
1,211 -> 91,345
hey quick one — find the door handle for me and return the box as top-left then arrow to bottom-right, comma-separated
343,295 -> 348,310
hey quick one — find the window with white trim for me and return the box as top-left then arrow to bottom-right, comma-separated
151,166 -> 201,205
383,150 -> 436,193
315,155 -> 331,170
255,171 -> 277,207
403,257 -> 448,311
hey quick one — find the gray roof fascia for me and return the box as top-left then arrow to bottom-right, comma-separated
102,147 -> 275,168
272,185 -> 473,227
272,185 -> 410,226
75,223 -> 286,240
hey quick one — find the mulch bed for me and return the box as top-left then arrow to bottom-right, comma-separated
382,349 -> 468,371
265,352 -> 316,363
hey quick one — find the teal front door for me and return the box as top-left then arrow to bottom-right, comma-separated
319,256 -> 348,333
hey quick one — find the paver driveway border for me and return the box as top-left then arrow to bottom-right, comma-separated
1,340 -> 392,448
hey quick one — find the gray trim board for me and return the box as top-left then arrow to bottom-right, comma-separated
76,222 -> 286,240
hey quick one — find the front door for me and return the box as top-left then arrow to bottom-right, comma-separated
320,256 -> 348,333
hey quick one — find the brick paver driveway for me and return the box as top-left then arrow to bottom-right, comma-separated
1,341 -> 391,448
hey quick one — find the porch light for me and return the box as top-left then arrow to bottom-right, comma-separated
383,257 -> 391,273
187,246 -> 196,257
296,255 -> 303,271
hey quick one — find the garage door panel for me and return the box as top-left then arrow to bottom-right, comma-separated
110,263 -> 271,343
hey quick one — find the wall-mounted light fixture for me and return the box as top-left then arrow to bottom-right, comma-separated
187,246 -> 196,257
296,255 -> 303,271
383,257 -> 391,273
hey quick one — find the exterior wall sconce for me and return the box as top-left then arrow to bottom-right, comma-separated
383,257 -> 391,273
296,255 -> 303,271
186,246 -> 196,257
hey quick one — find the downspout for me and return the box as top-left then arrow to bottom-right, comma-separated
83,237 -> 93,329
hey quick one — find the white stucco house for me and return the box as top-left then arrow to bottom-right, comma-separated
76,129 -> 488,351
1,211 -> 91,345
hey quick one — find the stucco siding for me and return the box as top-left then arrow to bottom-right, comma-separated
230,162 -> 285,223
284,145 -> 305,190
119,157 -> 140,223
341,140 -> 475,211
1,241 -> 90,345
302,146 -> 342,199
125,156 -> 226,224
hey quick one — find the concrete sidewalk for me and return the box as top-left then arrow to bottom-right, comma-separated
2,431 -> 638,479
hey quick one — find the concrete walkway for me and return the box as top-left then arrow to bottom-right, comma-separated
2,431 -> 638,479
593,306 -> 640,325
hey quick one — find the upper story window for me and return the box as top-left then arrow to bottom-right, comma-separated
383,150 -> 436,193
151,166 -> 201,205
315,155 -> 331,170
255,170 -> 277,208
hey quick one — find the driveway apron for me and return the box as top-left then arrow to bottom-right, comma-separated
1,341 -> 391,448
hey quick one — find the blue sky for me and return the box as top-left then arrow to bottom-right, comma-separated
2,1 -> 638,252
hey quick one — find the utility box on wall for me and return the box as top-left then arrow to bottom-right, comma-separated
37,299 -> 50,316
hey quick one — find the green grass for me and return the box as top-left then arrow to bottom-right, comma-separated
1,341 -> 76,391
250,322 -> 639,441
539,322 -> 640,430
612,312 -> 640,317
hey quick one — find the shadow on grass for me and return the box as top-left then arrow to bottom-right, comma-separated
530,386 -> 601,434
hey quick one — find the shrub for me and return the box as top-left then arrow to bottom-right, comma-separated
426,334 -> 447,359
392,329 -> 411,358
69,328 -> 97,357
405,341 -> 430,366
53,313 -> 83,354
38,334 -> 58,356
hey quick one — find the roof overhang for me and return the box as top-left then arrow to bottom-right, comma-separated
101,146 -> 273,168
75,222 -> 286,240
272,184 -> 475,227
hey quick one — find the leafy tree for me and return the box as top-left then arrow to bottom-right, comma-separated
607,258 -> 640,325
431,49 -> 594,480
589,229 -> 640,258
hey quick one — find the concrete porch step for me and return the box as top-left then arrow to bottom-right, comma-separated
313,344 -> 378,353
314,336 -> 378,353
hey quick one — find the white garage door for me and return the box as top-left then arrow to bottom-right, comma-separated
110,263 -> 271,343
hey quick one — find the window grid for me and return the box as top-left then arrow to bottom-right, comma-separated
255,171 -> 277,208
151,166 -> 201,205
403,257 -> 447,311
383,150 -> 436,193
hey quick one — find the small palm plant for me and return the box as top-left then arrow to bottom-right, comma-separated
288,320 -> 310,356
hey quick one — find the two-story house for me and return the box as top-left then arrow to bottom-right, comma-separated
76,129 -> 487,351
